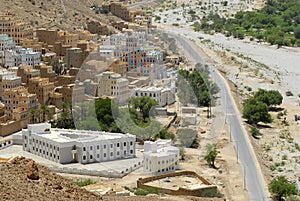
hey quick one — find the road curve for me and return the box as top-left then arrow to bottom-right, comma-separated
164,30 -> 269,201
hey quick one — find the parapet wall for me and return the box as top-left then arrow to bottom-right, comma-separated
137,171 -> 218,197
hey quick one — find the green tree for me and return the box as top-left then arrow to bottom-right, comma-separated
95,98 -> 120,132
40,105 -> 49,122
52,102 -> 75,129
294,27 -> 300,39
130,96 -> 159,122
269,176 -> 298,201
254,89 -> 283,107
204,143 -> 219,168
243,97 -> 272,125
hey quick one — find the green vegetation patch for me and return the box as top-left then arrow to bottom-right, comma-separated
74,179 -> 96,187
196,0 -> 300,47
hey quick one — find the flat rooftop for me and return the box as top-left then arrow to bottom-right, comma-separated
31,128 -> 135,143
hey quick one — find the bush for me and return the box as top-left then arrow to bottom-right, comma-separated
74,179 -> 96,187
201,189 -> 223,198
134,187 -> 159,196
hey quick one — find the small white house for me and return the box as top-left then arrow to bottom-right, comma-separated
143,139 -> 180,175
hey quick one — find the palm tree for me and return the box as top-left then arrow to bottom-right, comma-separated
40,105 -> 49,122
29,109 -> 36,124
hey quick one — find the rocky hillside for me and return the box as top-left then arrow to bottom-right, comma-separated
0,156 -> 101,200
0,0 -> 118,32
0,156 -> 179,201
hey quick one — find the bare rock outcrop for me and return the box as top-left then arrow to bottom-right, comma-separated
26,160 -> 39,180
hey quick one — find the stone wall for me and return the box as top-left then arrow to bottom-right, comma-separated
137,171 -> 218,197
0,118 -> 28,137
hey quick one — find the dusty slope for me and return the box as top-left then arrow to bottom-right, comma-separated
0,0 -> 118,32
0,156 -> 101,200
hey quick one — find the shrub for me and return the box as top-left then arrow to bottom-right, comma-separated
74,179 -> 96,187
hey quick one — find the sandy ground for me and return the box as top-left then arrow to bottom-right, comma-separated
155,20 -> 300,192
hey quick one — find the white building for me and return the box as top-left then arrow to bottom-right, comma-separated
96,71 -> 130,104
22,123 -> 136,164
143,140 -> 180,175
0,34 -> 16,65
109,31 -> 146,48
133,86 -> 175,107
5,47 -> 41,68
98,45 -> 115,58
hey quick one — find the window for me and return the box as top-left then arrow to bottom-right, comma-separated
97,145 -> 99,150
117,151 -> 120,156
124,150 -> 126,155
83,147 -> 86,151
124,142 -> 126,147
130,141 -> 133,146
130,150 -> 133,154
90,146 -> 93,150
110,152 -> 113,157
104,153 -> 106,157
97,154 -> 99,158
90,155 -> 93,159
117,143 -> 120,147
110,144 -> 113,148
83,155 -> 86,160
104,145 -> 106,149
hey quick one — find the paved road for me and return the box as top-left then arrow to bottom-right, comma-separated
164,30 -> 268,201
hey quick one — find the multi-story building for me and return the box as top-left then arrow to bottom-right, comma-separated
143,140 -> 180,175
96,71 -> 130,104
55,84 -> 85,104
3,86 -> 38,118
99,31 -> 163,76
0,12 -> 33,46
57,31 -> 79,47
0,34 -> 16,51
28,77 -> 54,105
108,31 -> 146,47
36,64 -> 56,83
36,29 -> 59,46
0,34 -> 16,65
5,47 -> 41,68
0,73 -> 21,100
22,123 -> 136,164
20,38 -> 44,53
65,47 -> 86,68
109,2 -> 133,22
17,65 -> 40,85
133,86 -> 175,107
55,75 -> 76,87
0,69 -> 19,98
